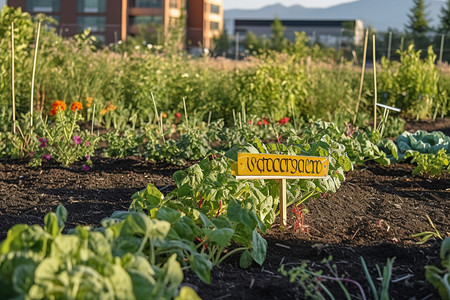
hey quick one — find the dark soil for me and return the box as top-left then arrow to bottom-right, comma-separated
0,119 -> 449,300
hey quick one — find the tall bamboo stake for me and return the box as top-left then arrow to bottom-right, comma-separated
373,34 -> 378,130
11,22 -> 16,134
182,97 -> 189,127
353,29 -> 369,125
30,22 -> 41,131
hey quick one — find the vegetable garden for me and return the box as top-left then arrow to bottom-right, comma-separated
0,7 -> 449,300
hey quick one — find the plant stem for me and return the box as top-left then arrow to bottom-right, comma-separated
216,247 -> 248,265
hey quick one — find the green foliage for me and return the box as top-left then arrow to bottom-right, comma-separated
439,0 -> 450,33
0,205 -> 200,300
379,45 -> 440,120
396,130 -> 450,175
425,238 -> 450,300
103,129 -> 142,158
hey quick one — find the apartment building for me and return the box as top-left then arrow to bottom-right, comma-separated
6,0 -> 223,48
186,0 -> 223,50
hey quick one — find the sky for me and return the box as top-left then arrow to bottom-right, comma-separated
224,0 -> 359,10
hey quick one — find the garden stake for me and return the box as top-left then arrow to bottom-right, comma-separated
279,179 -> 287,227
182,97 -> 189,127
232,109 -> 236,126
151,92 -> 159,125
11,22 -> 16,134
91,104 -> 96,135
373,34 -> 378,130
353,28 -> 369,125
208,111 -> 212,126
30,22 -> 41,131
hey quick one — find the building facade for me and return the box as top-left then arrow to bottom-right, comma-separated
234,19 -> 364,49
186,0 -> 223,50
6,0 -> 223,48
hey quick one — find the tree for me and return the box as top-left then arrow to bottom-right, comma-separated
270,18 -> 289,51
406,0 -> 431,34
213,27 -> 230,56
439,0 -> 450,33
243,31 -> 262,52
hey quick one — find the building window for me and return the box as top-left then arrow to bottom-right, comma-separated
77,16 -> 106,32
78,0 -> 106,13
169,0 -> 177,8
210,4 -> 220,14
131,0 -> 163,8
129,15 -> 163,26
27,0 -> 59,12
210,21 -> 219,31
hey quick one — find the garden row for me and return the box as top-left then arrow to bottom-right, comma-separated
0,6 -> 449,134
1,114 -> 449,298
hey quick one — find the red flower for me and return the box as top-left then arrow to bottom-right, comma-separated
279,117 -> 290,124
248,120 -> 252,124
263,118 -> 269,125
71,102 -> 83,112
257,121 -> 263,126
50,100 -> 66,115
175,112 -> 181,119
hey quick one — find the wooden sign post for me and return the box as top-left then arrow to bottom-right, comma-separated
234,153 -> 329,227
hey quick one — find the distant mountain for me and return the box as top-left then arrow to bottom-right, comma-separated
224,0 -> 445,33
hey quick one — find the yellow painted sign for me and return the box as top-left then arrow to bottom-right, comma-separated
235,153 -> 329,179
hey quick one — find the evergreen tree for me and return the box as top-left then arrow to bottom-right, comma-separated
213,27 -> 230,56
270,18 -> 289,51
406,0 -> 430,34
243,31 -> 262,52
439,0 -> 450,33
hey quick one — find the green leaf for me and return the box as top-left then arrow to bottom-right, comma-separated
174,286 -> 202,300
173,216 -> 201,241
157,206 -> 182,224
250,229 -> 267,266
227,199 -> 257,231
56,205 -> 67,231
165,254 -> 183,286
204,228 -> 234,247
12,263 -> 36,294
189,253 -> 212,284
239,250 -> 253,268
44,212 -> 59,237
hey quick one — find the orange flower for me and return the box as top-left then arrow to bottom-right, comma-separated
86,97 -> 93,108
71,102 -> 83,112
50,100 -> 66,115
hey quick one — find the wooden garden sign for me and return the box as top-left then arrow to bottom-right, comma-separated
233,153 -> 329,227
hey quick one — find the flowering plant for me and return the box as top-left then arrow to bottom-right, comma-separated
30,101 -> 99,168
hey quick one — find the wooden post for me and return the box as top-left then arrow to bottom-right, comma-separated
353,29 -> 369,125
373,34 -> 377,131
279,179 -> 287,227
11,22 -> 16,134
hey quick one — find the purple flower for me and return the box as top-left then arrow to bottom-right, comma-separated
73,136 -> 82,144
42,154 -> 51,161
29,152 -> 34,157
39,138 -> 48,148
82,165 -> 90,171
86,141 -> 90,146
86,155 -> 90,160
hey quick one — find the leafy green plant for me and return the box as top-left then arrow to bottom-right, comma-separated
425,238 -> 450,300
103,129 -> 143,158
396,130 -> 450,175
0,205 -> 201,299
